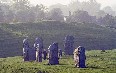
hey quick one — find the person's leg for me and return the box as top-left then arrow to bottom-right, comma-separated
77,59 -> 79,67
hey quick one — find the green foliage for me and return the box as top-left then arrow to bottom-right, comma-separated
0,22 -> 116,57
47,8 -> 64,21
0,50 -> 116,73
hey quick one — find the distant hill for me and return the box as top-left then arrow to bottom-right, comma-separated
0,21 -> 116,57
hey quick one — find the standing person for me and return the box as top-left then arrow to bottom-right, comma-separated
58,49 -> 62,58
73,47 -> 80,67
36,44 -> 43,62
23,38 -> 29,61
34,37 -> 43,62
43,49 -> 47,60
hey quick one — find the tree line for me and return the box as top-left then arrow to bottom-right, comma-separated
0,0 -> 116,28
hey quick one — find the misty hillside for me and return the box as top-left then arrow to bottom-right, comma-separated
0,21 -> 116,57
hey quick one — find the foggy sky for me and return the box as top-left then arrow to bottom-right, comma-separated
30,0 -> 115,7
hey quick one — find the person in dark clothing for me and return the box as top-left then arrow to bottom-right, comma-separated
43,49 -> 47,60
58,49 -> 62,58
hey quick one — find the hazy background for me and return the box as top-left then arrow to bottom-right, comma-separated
1,0 -> 116,11
0,0 -> 116,57
29,0 -> 116,11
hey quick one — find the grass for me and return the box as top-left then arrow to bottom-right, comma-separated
0,50 -> 116,73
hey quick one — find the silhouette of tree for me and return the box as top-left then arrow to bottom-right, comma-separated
102,6 -> 115,16
69,10 -> 96,23
98,14 -> 115,27
47,8 -> 64,21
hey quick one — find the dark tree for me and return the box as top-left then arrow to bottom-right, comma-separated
47,8 -> 64,21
